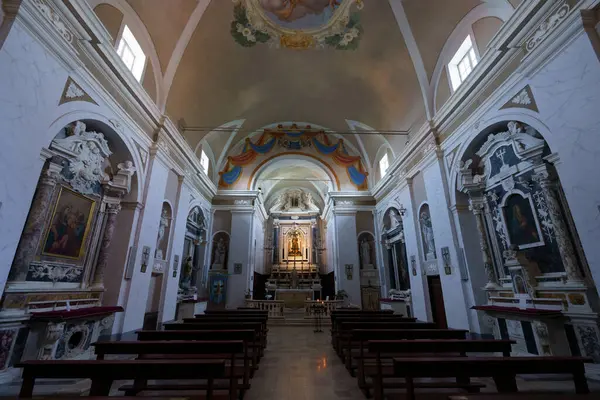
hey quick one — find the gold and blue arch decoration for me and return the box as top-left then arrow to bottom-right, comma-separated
218,124 -> 368,190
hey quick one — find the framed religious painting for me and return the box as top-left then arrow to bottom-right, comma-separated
41,187 -> 96,261
501,193 -> 544,250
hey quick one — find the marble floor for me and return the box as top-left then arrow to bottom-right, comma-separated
246,326 -> 600,400
1,326 -> 599,399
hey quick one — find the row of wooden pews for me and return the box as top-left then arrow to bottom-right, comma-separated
330,309 -> 594,400
17,308 -> 269,399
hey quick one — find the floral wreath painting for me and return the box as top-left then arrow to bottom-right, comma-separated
231,0 -> 364,50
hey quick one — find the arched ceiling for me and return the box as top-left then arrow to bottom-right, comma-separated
91,0 -> 516,184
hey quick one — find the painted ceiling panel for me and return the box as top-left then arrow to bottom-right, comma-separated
127,0 -> 197,74
166,0 -> 423,143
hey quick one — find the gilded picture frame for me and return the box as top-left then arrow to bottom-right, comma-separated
41,186 -> 96,261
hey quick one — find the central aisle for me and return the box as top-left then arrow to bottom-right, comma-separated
245,326 -> 365,400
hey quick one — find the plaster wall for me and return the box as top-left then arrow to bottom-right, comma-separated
411,172 -> 427,209
397,186 -> 429,322
325,217 -> 336,275
121,156 -> 169,332
422,158 -> 470,329
164,169 -> 179,205
161,182 -> 191,322
334,212 -> 361,305
212,210 -> 232,235
228,210 -> 254,308
356,211 -> 375,236
0,21 -> 69,297
252,216 -> 265,275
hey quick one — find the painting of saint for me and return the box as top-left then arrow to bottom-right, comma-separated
504,194 -> 541,248
42,187 -> 95,260
260,0 -> 340,27
209,273 -> 228,306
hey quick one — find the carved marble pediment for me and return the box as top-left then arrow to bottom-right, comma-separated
460,122 -> 545,192
51,121 -> 113,195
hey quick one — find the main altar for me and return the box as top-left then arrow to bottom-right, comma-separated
264,189 -> 323,308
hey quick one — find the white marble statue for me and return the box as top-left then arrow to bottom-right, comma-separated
212,238 -> 227,268
388,209 -> 401,231
155,208 -> 170,259
420,211 -> 436,257
360,238 -> 371,267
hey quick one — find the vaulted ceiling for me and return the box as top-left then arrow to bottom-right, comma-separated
90,0 -> 517,184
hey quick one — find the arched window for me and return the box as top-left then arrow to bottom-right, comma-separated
379,153 -> 390,177
116,25 -> 146,82
200,149 -> 209,174
448,35 -> 478,91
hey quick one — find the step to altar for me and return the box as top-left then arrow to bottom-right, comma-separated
267,308 -> 331,326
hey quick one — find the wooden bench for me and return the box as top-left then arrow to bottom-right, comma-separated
364,339 -> 514,399
336,322 -> 438,358
163,321 -> 266,355
136,329 -> 260,375
184,316 -> 268,346
92,340 -> 247,399
331,316 -> 417,349
448,395 -> 597,400
387,356 -> 593,400
206,310 -> 269,315
16,359 -> 225,398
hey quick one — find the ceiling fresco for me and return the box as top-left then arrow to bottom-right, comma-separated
231,0 -> 365,50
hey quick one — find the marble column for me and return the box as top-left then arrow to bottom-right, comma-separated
92,202 -> 121,286
9,162 -> 62,281
533,168 -> 583,283
469,196 -> 500,289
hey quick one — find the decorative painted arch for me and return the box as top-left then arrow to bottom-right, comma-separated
220,124 -> 368,190
248,152 -> 341,191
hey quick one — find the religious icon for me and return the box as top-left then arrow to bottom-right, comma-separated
209,273 -> 228,305
509,267 -> 529,296
260,0 -> 339,23
504,194 -> 541,248
289,231 -> 302,256
42,187 -> 95,260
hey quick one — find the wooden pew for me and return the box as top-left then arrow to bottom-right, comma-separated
184,316 -> 268,346
92,340 -> 247,399
163,321 -> 266,355
386,356 -> 593,400
337,321 -> 438,358
206,309 -> 268,315
136,329 -> 260,376
365,339 -> 514,399
17,359 -> 225,398
448,395 -> 597,400
331,316 -> 417,349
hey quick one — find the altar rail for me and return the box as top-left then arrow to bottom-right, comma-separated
244,300 -> 284,318
304,300 -> 343,317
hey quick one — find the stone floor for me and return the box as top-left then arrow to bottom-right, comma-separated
2,325 -> 600,399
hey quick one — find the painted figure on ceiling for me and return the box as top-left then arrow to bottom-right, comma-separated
260,0 -> 340,22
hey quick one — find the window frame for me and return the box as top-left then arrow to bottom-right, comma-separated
200,150 -> 210,174
447,34 -> 480,92
379,153 -> 390,178
115,24 -> 147,82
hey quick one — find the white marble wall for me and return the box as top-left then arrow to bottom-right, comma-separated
0,21 -> 69,295
529,32 -> 600,290
228,210 -> 254,308
121,156 -> 169,333
334,211 -> 361,305
423,158 -> 471,329
161,181 -> 191,323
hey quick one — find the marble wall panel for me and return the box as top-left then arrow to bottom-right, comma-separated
334,212 -> 361,305
0,22 -> 69,295
228,210 -> 254,308
530,33 -> 600,289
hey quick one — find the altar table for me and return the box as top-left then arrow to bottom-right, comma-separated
275,289 -> 313,308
